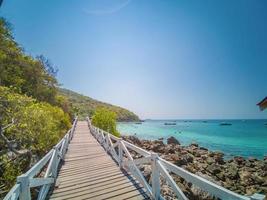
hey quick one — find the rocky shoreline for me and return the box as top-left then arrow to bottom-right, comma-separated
122,135 -> 267,199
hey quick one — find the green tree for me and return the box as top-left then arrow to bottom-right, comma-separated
0,86 -> 71,192
91,107 -> 120,137
0,18 -> 58,105
0,17 -> 74,197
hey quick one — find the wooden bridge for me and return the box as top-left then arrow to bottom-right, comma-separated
4,118 -> 265,200
49,121 -> 148,200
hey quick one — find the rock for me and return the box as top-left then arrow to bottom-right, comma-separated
213,151 -> 225,164
234,156 -> 245,165
167,136 -> 180,145
151,143 -> 165,153
184,154 -> 194,163
164,154 -> 179,163
154,140 -> 164,145
248,157 -> 258,162
141,165 -> 151,181
161,185 -> 176,199
200,146 -> 208,151
252,174 -> 265,184
180,149 -> 188,155
193,150 -> 201,157
246,186 -> 257,195
239,170 -> 252,185
191,184 -> 213,199
123,134 -> 267,199
164,145 -> 175,154
227,165 -> 239,179
207,163 -> 222,174
123,135 -> 142,146
216,172 -> 225,181
190,142 -> 199,148
245,160 -> 255,168
174,157 -> 188,166
206,157 -> 214,165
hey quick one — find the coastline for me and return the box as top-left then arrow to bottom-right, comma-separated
122,135 -> 267,198
117,119 -> 267,159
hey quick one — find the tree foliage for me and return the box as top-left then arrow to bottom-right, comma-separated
59,88 -> 140,121
0,17 -> 58,105
0,18 -> 73,196
0,86 -> 71,191
91,107 -> 120,137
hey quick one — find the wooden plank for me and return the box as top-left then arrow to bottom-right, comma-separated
57,169 -> 121,183
58,164 -> 117,176
51,183 -> 143,200
52,175 -> 129,194
50,178 -> 134,198
55,174 -> 126,190
48,121 -> 147,200
108,190 -> 148,200
59,162 -> 115,172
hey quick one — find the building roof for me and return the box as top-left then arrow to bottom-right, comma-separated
257,97 -> 267,111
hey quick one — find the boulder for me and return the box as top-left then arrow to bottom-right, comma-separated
216,172 -> 226,181
206,157 -> 214,165
251,174 -> 265,184
150,140 -> 165,153
184,154 -> 194,163
174,157 -> 188,166
207,164 -> 222,175
234,156 -> 245,165
141,165 -> 151,181
227,165 -> 239,179
200,146 -> 208,151
190,142 -> 199,148
213,151 -> 225,164
239,170 -> 252,185
164,145 -> 175,154
123,135 -> 142,146
167,136 -> 180,145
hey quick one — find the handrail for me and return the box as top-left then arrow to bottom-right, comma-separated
86,117 -> 265,200
4,117 -> 78,200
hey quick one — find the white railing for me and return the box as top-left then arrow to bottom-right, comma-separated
87,117 -> 265,200
3,117 -> 78,200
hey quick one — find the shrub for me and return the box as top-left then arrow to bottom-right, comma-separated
91,107 -> 120,137
0,86 -> 71,191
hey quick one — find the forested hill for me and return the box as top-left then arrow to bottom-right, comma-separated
58,88 -> 140,122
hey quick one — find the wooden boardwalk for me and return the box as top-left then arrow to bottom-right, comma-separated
49,121 -> 149,200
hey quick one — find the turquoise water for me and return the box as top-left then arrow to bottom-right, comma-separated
117,120 -> 267,159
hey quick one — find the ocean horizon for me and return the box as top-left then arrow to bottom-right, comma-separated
117,119 -> 267,159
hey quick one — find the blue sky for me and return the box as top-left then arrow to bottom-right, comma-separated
1,0 -> 267,119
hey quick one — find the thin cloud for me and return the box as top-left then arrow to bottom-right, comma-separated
84,0 -> 131,15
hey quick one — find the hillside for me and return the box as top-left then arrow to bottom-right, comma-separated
58,88 -> 140,122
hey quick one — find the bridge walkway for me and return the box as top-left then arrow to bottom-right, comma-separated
49,121 -> 148,200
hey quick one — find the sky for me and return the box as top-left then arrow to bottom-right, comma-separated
1,0 -> 267,119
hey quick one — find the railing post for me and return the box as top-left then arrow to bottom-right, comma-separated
118,139 -> 123,168
105,134 -> 109,151
151,153 -> 160,200
17,175 -> 31,200
52,147 -> 60,177
250,193 -> 265,200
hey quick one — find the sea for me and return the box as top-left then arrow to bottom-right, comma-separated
117,119 -> 267,159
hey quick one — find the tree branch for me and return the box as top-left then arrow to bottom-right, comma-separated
0,119 -> 31,156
